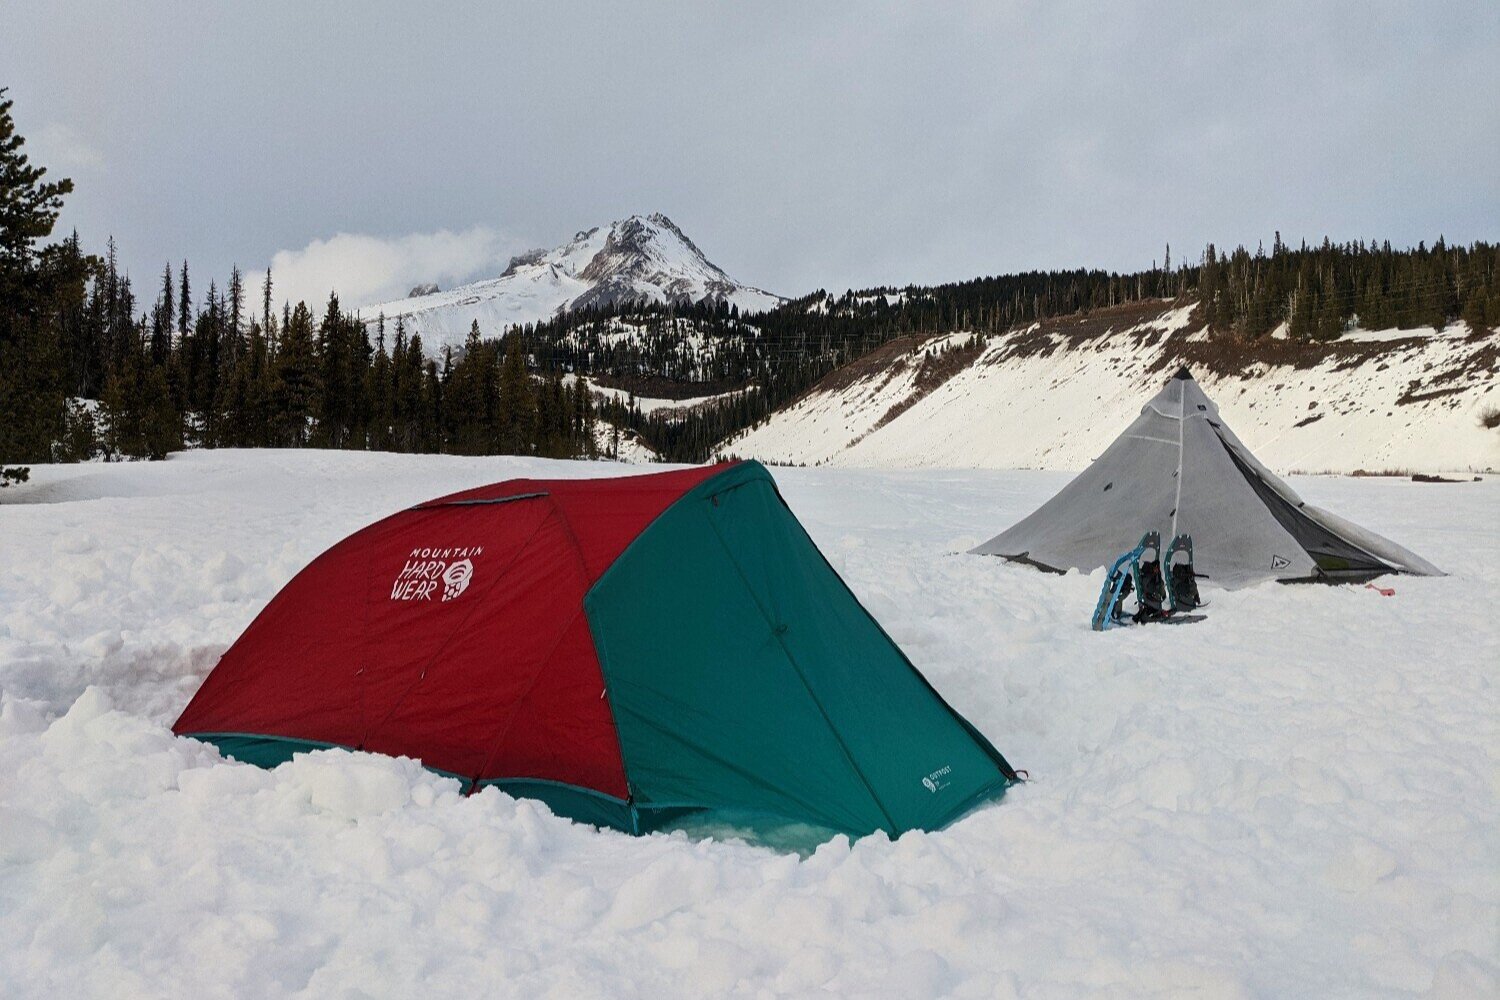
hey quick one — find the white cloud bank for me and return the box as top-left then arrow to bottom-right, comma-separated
267,227 -> 519,313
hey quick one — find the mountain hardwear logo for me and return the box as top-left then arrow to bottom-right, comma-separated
1271,554 -> 1290,569
441,559 -> 473,601
391,546 -> 483,601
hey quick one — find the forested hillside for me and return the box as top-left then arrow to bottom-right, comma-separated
520,240 -> 1499,462
0,91 -> 594,470
3,86 -> 1496,473
719,299 -> 1499,474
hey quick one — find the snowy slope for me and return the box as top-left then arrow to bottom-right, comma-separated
721,301 -> 1500,474
2,451 -> 1497,997
567,373 -> 759,417
591,418 -> 657,464
361,214 -> 782,351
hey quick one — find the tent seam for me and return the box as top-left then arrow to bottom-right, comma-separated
468,495 -> 630,804
414,492 -> 550,509
576,461 -> 748,828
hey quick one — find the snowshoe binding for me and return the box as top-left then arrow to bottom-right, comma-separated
1131,531 -> 1169,623
1164,533 -> 1205,611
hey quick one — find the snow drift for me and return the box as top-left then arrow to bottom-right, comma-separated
1,451 -> 1496,997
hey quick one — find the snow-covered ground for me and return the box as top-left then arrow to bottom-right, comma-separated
722,308 -> 1500,475
2,451 -> 1496,998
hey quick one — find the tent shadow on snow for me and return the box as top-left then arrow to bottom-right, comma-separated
175,460 -> 1018,845
972,368 -> 1442,587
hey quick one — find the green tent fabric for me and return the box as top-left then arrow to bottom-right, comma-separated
176,459 -> 1016,839
588,462 -> 1015,836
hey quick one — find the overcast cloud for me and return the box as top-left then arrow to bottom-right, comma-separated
4,2 -> 1497,310
266,227 -> 523,313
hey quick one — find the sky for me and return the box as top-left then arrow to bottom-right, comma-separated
5,1 -> 1499,310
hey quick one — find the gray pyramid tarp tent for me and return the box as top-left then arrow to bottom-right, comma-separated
973,368 -> 1442,588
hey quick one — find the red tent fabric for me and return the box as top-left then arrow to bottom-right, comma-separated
174,463 -> 731,798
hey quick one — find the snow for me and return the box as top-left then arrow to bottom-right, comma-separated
591,420 -> 658,464
723,308 -> 1500,475
562,374 -> 752,462
360,215 -> 782,352
2,450 -> 1497,998
1338,322 -> 1464,344
580,380 -> 757,416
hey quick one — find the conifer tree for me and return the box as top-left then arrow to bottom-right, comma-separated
444,322 -> 490,454
0,87 -> 86,464
497,333 -> 536,455
227,265 -> 245,364
315,292 -> 350,446
178,261 -> 191,343
368,316 -> 394,450
150,263 -> 174,364
261,268 -> 273,333
101,321 -> 181,459
191,281 -> 224,443
389,316 -> 409,441
421,356 -> 443,452
397,333 -> 425,451
438,344 -> 456,446
235,319 -> 271,447
0,89 -> 72,266
273,302 -> 318,446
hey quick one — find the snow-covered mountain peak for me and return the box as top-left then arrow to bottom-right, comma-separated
363,214 -> 781,349
575,213 -> 747,310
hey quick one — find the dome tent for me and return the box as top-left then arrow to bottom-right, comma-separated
176,460 -> 1017,837
972,368 -> 1441,588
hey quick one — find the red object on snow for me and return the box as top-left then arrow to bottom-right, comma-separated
1364,583 -> 1396,597
173,463 -> 731,798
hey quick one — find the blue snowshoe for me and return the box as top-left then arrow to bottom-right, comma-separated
1092,531 -> 1167,630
